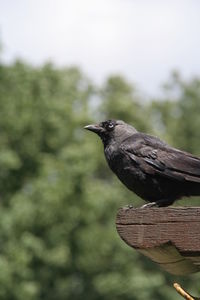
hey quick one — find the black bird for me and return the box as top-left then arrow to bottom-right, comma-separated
84,119 -> 200,207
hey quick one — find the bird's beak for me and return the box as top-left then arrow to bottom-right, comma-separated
84,124 -> 103,134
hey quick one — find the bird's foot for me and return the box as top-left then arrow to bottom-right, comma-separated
141,202 -> 157,208
141,198 -> 174,208
123,204 -> 134,210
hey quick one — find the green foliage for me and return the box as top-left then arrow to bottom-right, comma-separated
0,61 -> 199,300
150,72 -> 200,153
101,75 -> 149,131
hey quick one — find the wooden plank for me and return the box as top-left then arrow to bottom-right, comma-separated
116,207 -> 200,275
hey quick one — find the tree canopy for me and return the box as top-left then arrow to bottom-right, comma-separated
0,60 -> 199,299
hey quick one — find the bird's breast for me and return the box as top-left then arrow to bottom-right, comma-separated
104,145 -> 142,178
104,145 -> 156,200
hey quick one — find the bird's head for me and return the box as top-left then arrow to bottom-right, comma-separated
84,119 -> 137,146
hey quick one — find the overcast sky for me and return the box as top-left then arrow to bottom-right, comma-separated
1,0 -> 200,96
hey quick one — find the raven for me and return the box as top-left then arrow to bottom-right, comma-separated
84,119 -> 200,207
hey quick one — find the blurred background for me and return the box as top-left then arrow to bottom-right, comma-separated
0,0 -> 200,299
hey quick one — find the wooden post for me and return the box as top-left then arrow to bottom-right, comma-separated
116,206 -> 200,275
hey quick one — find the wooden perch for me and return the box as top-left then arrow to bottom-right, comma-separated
116,206 -> 200,275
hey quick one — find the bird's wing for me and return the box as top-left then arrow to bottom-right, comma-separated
120,133 -> 200,183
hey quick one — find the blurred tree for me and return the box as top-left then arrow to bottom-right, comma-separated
0,61 -> 198,300
150,72 -> 200,153
100,75 -> 149,131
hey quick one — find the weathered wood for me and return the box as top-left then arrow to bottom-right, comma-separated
116,206 -> 200,275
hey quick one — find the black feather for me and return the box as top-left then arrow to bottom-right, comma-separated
85,120 -> 200,207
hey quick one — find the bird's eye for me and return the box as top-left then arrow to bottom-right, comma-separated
108,123 -> 114,130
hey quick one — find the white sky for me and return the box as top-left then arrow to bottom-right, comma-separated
1,0 -> 200,96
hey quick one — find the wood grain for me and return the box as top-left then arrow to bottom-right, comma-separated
116,207 -> 200,275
